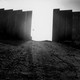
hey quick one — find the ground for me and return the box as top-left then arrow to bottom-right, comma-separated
0,40 -> 80,80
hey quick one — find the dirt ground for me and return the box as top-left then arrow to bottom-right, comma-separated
0,40 -> 80,80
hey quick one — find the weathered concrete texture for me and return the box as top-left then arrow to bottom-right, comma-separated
22,11 -> 32,40
52,9 -> 60,42
63,10 -> 72,41
53,9 -> 72,42
53,9 -> 76,42
0,9 -> 32,42
72,12 -> 80,41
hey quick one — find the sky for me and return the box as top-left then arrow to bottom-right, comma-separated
0,0 -> 80,41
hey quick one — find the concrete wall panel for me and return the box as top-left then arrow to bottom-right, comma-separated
52,9 -> 72,42
52,9 -> 60,41
0,9 -> 32,42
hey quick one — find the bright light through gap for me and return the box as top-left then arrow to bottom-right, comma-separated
31,8 -> 53,41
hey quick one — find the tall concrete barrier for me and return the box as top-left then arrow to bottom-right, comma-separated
23,11 -> 32,40
63,10 -> 72,41
0,9 -> 32,43
52,9 -> 60,41
0,9 -> 4,38
12,10 -> 23,40
52,9 -> 72,42
72,12 -> 80,41
4,9 -> 13,39
58,11 -> 66,41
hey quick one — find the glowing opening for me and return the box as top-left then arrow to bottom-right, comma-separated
30,0 -> 53,41
31,9 -> 53,41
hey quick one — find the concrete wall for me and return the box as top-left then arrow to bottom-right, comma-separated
63,10 -> 72,41
52,9 -> 80,42
52,9 -> 72,42
0,9 -> 32,41
52,9 -> 60,41
22,11 -> 32,40
72,12 -> 80,41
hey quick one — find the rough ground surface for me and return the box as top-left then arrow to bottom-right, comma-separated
0,40 -> 80,80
